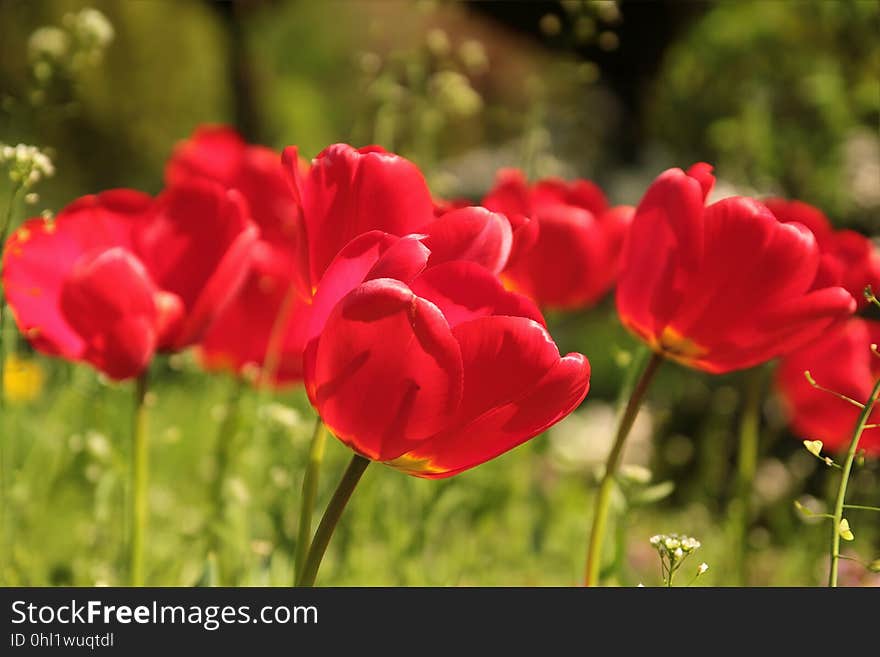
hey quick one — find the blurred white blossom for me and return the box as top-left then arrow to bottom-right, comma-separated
0,143 -> 55,188
548,400 -> 653,472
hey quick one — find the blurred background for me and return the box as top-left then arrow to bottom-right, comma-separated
0,0 -> 877,586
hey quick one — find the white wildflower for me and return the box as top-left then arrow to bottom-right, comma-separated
28,26 -> 70,62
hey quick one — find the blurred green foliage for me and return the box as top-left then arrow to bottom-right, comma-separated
648,0 -> 880,229
3,349 -> 875,587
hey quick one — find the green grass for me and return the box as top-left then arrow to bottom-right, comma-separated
2,317 -> 876,587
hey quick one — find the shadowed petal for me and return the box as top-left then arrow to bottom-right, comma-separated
410,260 -> 544,328
59,247 -> 159,380
389,316 -> 590,477
136,181 -> 258,349
310,278 -> 463,461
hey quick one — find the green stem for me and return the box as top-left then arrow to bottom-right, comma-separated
0,185 -> 23,570
250,284 -> 299,445
843,504 -> 880,512
828,375 -> 880,587
260,286 -> 298,388
296,453 -> 370,587
732,367 -> 764,586
584,352 -> 663,587
130,371 -> 149,586
0,181 -> 21,249
207,377 -> 244,578
0,181 -> 23,412
294,417 -> 328,583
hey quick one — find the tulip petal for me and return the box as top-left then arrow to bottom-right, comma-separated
692,286 -> 855,373
168,126 -> 297,229
198,241 -> 308,384
504,204 -> 608,309
671,197 -> 820,341
310,278 -> 463,461
763,198 -> 833,247
136,181 -> 258,349
165,125 -> 247,189
482,168 -> 531,217
834,229 -> 880,306
505,212 -> 539,268
634,167 -> 706,272
410,261 -> 545,328
59,247 -> 159,380
301,144 -> 434,282
365,234 -> 431,283
617,168 -> 707,339
532,178 -> 608,217
777,318 -> 880,455
422,206 -> 513,274
306,232 -> 429,345
2,190 -> 151,359
685,162 -> 715,201
390,316 -> 590,477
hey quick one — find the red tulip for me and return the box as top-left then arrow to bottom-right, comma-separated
301,232 -> 591,478
763,199 -> 880,308
776,318 -> 880,456
482,168 -> 633,309
254,142 -> 517,385
288,143 -> 438,286
177,136 -> 523,387
616,163 -> 856,374
2,182 -> 257,380
165,126 -> 308,382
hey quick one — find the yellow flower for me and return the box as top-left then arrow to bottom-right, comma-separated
3,354 -> 45,403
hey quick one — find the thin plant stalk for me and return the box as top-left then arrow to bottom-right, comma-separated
296,453 -> 370,587
251,284 -> 298,445
731,366 -> 764,585
130,371 -> 150,587
0,181 -> 23,412
294,417 -> 328,583
828,374 -> 880,587
207,376 -> 245,579
584,351 -> 663,586
0,182 -> 22,584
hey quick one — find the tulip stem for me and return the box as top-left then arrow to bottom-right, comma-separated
208,376 -> 244,582
731,366 -> 765,586
296,453 -> 370,587
251,285 -> 298,447
130,371 -> 150,587
828,374 -> 880,587
261,286 -> 298,388
294,417 -> 328,583
584,351 -> 663,587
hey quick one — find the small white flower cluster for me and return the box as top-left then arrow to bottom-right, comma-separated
65,8 -> 115,54
28,8 -> 114,82
0,143 -> 55,189
650,533 -> 705,585
28,26 -> 70,62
